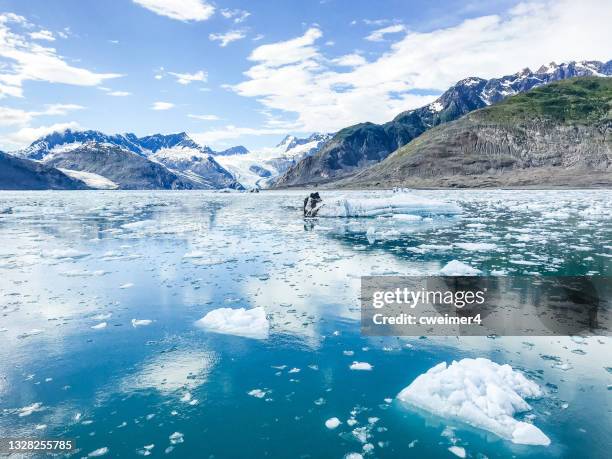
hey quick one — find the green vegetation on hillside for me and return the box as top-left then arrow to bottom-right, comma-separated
479,77 -> 612,123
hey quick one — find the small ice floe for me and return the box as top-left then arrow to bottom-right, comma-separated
119,283 -> 134,289
43,248 -> 89,260
169,432 -> 184,444
183,251 -> 207,259
195,307 -> 269,339
454,242 -> 497,251
309,194 -> 460,218
17,329 -> 43,339
93,313 -> 112,320
248,389 -> 267,398
131,319 -> 153,327
137,444 -> 155,456
18,402 -> 43,417
325,417 -> 341,429
288,368 -> 300,374
344,453 -> 363,459
91,322 -> 107,330
439,260 -> 481,276
88,447 -> 109,457
397,358 -> 550,446
350,362 -> 373,371
448,446 -> 466,458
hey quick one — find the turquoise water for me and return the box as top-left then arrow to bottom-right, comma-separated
0,190 -> 610,458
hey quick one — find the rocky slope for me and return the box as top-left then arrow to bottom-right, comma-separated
42,143 -> 198,190
275,60 -> 612,187
338,77 -> 612,189
0,151 -> 89,190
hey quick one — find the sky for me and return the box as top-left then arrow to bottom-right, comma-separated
0,0 -> 611,152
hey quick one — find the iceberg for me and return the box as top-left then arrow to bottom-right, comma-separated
195,307 -> 269,339
397,358 -> 550,446
314,195 -> 460,218
440,260 -> 481,276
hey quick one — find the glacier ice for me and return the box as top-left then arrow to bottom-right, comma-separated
196,306 -> 269,339
397,358 -> 550,446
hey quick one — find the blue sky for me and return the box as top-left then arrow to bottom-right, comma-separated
0,0 -> 610,152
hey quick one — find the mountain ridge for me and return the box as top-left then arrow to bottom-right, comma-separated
273,59 -> 612,188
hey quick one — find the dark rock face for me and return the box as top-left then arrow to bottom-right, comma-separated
249,164 -> 272,177
43,143 -> 196,190
0,152 -> 89,190
275,60 -> 612,188
338,78 -> 612,189
303,192 -> 323,217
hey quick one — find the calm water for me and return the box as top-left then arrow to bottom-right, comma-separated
0,190 -> 610,458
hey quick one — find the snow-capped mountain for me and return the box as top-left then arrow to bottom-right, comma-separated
275,59 -> 612,187
214,133 -> 333,189
12,129 -> 242,189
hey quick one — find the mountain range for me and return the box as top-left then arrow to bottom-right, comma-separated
1,59 -> 610,191
1,129 -> 334,190
339,77 -> 612,188
273,60 -> 612,187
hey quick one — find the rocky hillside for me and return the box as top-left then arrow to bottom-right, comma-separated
43,143 -> 197,190
274,60 -> 612,188
0,151 -> 89,190
338,77 -> 612,189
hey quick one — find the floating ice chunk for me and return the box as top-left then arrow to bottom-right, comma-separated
248,389 -> 267,398
43,248 -> 89,259
195,307 -> 269,339
315,195 -> 460,218
448,446 -> 466,458
120,283 -> 134,289
344,454 -> 363,459
440,260 -> 481,276
122,220 -> 155,230
183,251 -> 207,259
325,417 -> 341,429
455,242 -> 497,251
93,313 -> 112,320
350,362 -> 373,371
132,319 -> 153,327
169,432 -> 184,444
17,329 -> 43,339
91,322 -> 107,330
18,402 -> 43,417
88,447 -> 109,457
288,368 -> 300,373
397,358 -> 550,446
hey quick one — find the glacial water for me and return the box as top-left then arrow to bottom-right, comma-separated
0,190 -> 610,459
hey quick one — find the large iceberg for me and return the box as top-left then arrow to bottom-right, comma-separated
195,307 -> 269,339
314,195 -> 460,218
397,358 -> 550,446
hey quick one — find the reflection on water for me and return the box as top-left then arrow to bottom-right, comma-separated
0,190 -> 610,458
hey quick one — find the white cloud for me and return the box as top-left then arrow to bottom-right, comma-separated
107,90 -> 131,96
209,30 -> 247,47
365,24 -> 406,42
151,101 -> 174,110
29,29 -> 55,41
231,0 -> 612,134
0,103 -> 83,126
168,70 -> 207,85
188,114 -> 220,121
6,121 -> 81,147
132,0 -> 214,21
220,8 -> 250,23
190,125 -> 290,144
0,13 -> 121,99
332,53 -> 367,67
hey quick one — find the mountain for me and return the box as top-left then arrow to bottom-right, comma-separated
13,129 -> 242,189
0,151 -> 89,190
214,133 -> 333,189
42,142 -> 199,190
274,60 -> 612,188
214,146 -> 249,156
338,77 -> 612,188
